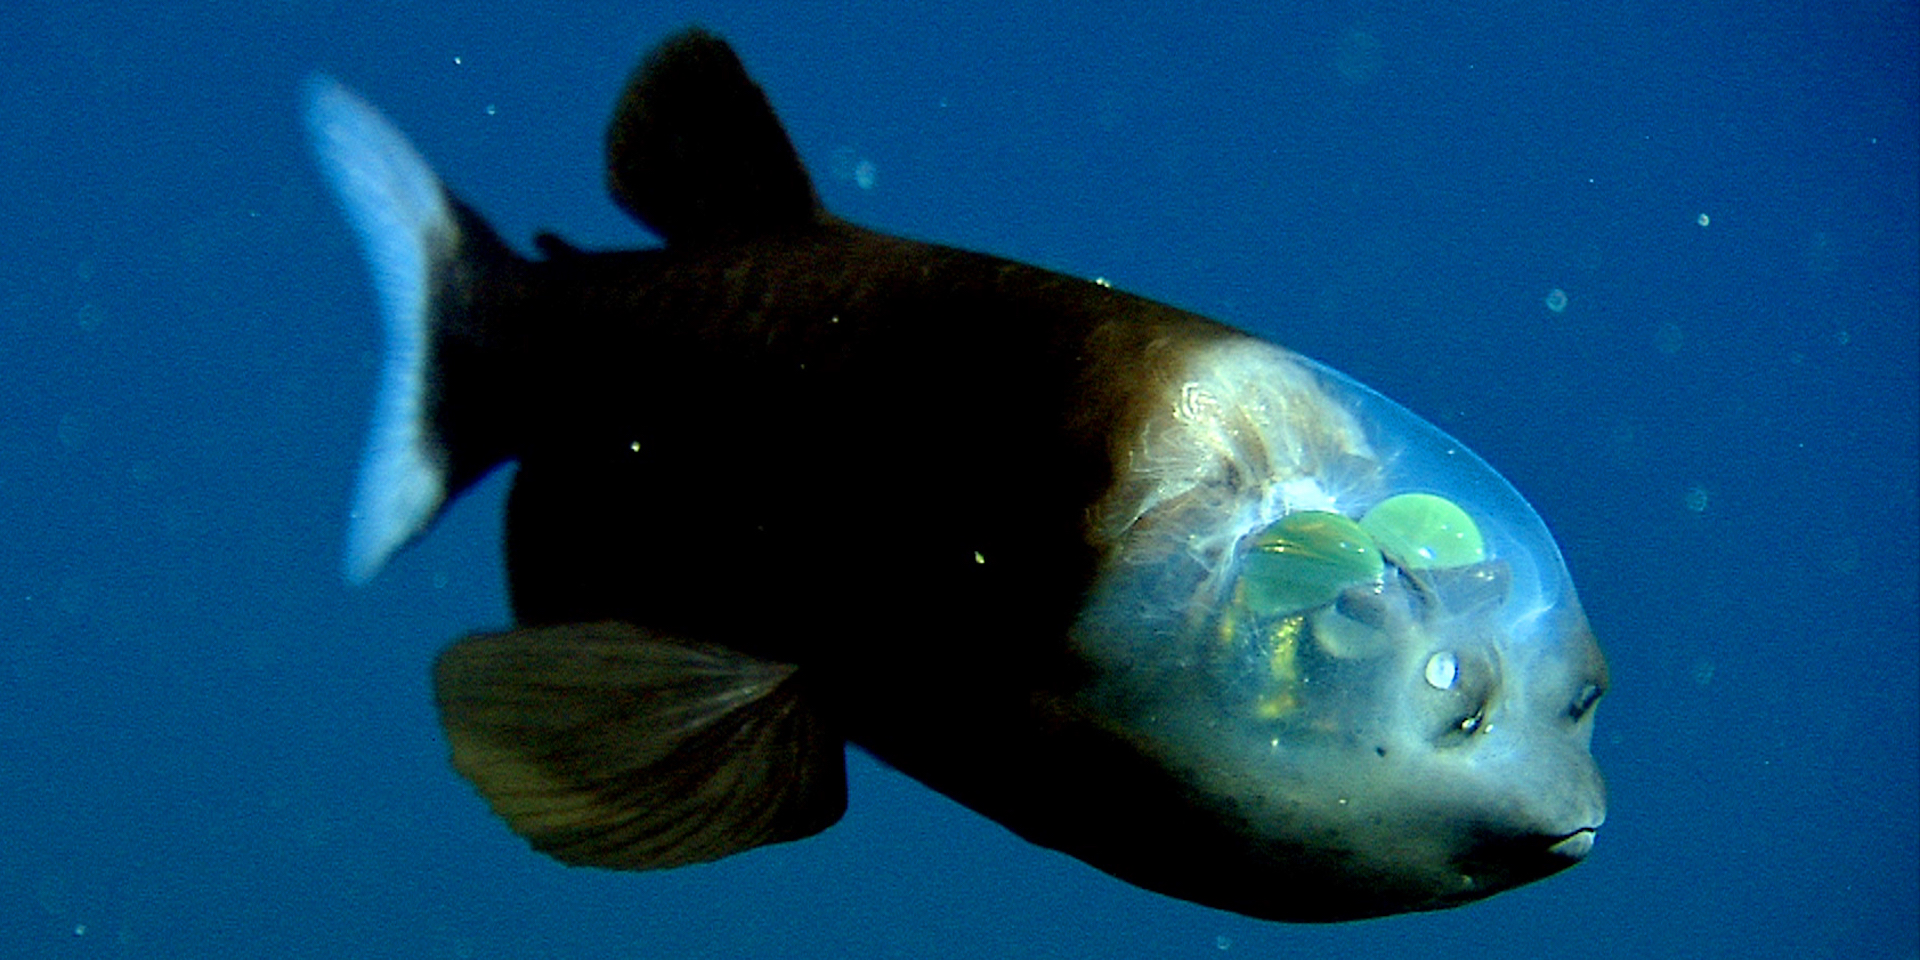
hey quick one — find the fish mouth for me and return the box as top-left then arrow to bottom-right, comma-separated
1547,826 -> 1598,861
1445,824 -> 1600,904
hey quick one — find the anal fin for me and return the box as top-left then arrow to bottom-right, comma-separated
434,623 -> 846,870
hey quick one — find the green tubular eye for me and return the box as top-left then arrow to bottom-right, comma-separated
1361,493 -> 1486,570
1238,511 -> 1384,617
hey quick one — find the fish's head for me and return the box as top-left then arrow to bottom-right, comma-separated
1068,335 -> 1607,921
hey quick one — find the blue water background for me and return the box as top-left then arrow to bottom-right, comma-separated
2,1 -> 1914,957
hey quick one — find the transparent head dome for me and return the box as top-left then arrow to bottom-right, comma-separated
1069,333 -> 1604,918
1078,335 -> 1572,661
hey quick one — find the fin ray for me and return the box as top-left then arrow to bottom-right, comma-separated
434,623 -> 847,870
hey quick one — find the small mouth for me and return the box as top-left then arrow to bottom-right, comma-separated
1548,827 -> 1597,860
1448,824 -> 1601,903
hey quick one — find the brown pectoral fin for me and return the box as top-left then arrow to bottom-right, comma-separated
433,622 -> 846,870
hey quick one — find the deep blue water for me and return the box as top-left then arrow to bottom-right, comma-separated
2,1 -> 1914,957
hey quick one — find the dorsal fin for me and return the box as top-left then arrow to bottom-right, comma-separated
606,28 -> 820,246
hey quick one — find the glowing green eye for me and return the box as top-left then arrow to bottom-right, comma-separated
1360,493 -> 1485,569
1238,511 -> 1384,617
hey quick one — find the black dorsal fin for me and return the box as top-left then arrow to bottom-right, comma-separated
606,28 -> 820,246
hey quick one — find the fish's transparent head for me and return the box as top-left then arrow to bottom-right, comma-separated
1072,336 -> 1607,918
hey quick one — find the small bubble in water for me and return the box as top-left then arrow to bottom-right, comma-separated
1544,288 -> 1569,313
1216,935 -> 1233,950
1684,484 -> 1709,513
1654,321 -> 1684,356
1691,659 -> 1715,685
76,302 -> 106,333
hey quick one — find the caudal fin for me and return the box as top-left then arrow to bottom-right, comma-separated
306,76 -> 522,583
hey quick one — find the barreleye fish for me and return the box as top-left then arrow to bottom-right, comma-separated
307,28 -> 1608,922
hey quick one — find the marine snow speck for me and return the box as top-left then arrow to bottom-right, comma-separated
307,28 -> 1608,922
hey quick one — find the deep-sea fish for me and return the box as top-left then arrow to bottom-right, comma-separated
307,28 -> 1607,922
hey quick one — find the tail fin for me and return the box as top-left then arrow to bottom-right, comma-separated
305,76 -> 522,584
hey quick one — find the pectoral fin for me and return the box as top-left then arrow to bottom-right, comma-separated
433,623 -> 846,870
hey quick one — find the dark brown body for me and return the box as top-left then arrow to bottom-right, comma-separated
495,218 -> 1220,654
489,220 -> 1310,911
